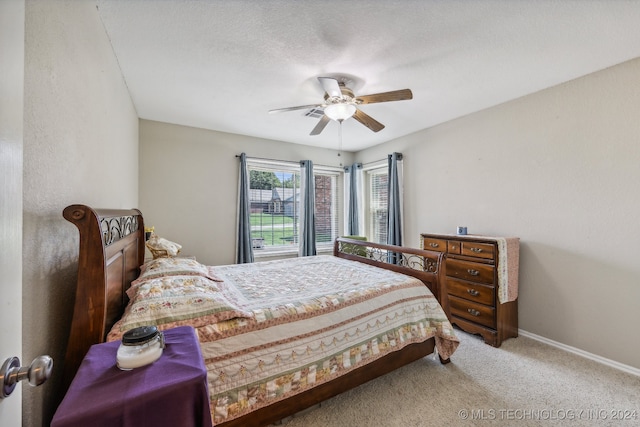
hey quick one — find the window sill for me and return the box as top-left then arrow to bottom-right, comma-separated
254,248 -> 297,259
253,246 -> 333,261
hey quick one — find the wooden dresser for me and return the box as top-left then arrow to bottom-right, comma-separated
421,233 -> 519,347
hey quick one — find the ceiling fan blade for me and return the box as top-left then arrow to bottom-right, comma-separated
310,115 -> 331,136
356,89 -> 413,104
353,109 -> 385,132
269,103 -> 323,114
318,77 -> 342,98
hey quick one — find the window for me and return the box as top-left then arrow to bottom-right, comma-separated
313,172 -> 339,246
367,167 -> 388,244
247,159 -> 341,254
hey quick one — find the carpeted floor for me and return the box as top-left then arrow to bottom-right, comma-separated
277,330 -> 640,426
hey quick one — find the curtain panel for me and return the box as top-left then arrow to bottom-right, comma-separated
236,153 -> 254,263
387,152 -> 403,263
299,160 -> 317,256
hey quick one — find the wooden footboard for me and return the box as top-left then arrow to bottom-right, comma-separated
334,237 -> 450,319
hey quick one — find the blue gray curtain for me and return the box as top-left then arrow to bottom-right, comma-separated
236,153 -> 254,263
345,163 -> 362,235
387,152 -> 403,263
299,160 -> 316,256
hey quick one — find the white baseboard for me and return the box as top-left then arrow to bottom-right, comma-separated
518,329 -> 640,378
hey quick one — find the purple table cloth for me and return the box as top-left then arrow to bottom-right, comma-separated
52,326 -> 212,427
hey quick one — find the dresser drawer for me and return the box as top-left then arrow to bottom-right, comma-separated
447,259 -> 495,285
448,277 -> 495,306
461,241 -> 495,260
447,240 -> 461,254
450,295 -> 496,329
422,237 -> 446,252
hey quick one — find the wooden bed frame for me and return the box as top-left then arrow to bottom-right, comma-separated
61,204 -> 451,427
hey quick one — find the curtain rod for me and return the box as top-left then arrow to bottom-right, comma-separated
361,152 -> 403,168
236,152 -> 401,170
235,154 -> 342,170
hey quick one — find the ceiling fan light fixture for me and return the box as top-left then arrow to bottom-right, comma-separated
324,103 -> 356,122
269,76 -> 411,135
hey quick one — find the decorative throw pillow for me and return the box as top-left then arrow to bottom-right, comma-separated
133,257 -> 223,286
120,275 -> 253,331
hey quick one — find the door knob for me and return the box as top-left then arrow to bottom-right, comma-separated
1,355 -> 53,399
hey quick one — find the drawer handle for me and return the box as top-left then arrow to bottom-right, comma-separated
470,247 -> 483,253
467,269 -> 480,276
467,289 -> 480,296
429,243 -> 439,248
467,308 -> 481,317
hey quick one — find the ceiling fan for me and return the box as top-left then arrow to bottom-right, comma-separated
268,77 -> 413,135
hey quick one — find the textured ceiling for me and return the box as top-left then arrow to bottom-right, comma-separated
96,0 -> 640,152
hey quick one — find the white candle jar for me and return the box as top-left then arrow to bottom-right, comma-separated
117,326 -> 165,370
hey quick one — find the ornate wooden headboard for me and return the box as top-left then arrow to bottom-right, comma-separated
62,205 -> 145,391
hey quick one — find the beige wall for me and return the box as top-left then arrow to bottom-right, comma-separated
358,58 -> 640,369
22,1 -> 138,425
139,120 -> 353,266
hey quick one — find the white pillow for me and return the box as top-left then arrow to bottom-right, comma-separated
146,233 -> 182,257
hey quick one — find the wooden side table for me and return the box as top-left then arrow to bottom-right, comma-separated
52,326 -> 212,427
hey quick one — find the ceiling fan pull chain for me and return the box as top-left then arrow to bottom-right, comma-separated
338,121 -> 343,166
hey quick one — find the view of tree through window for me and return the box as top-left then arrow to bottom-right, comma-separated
248,165 -> 338,251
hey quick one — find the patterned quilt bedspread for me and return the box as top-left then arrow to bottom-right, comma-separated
108,255 -> 459,425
